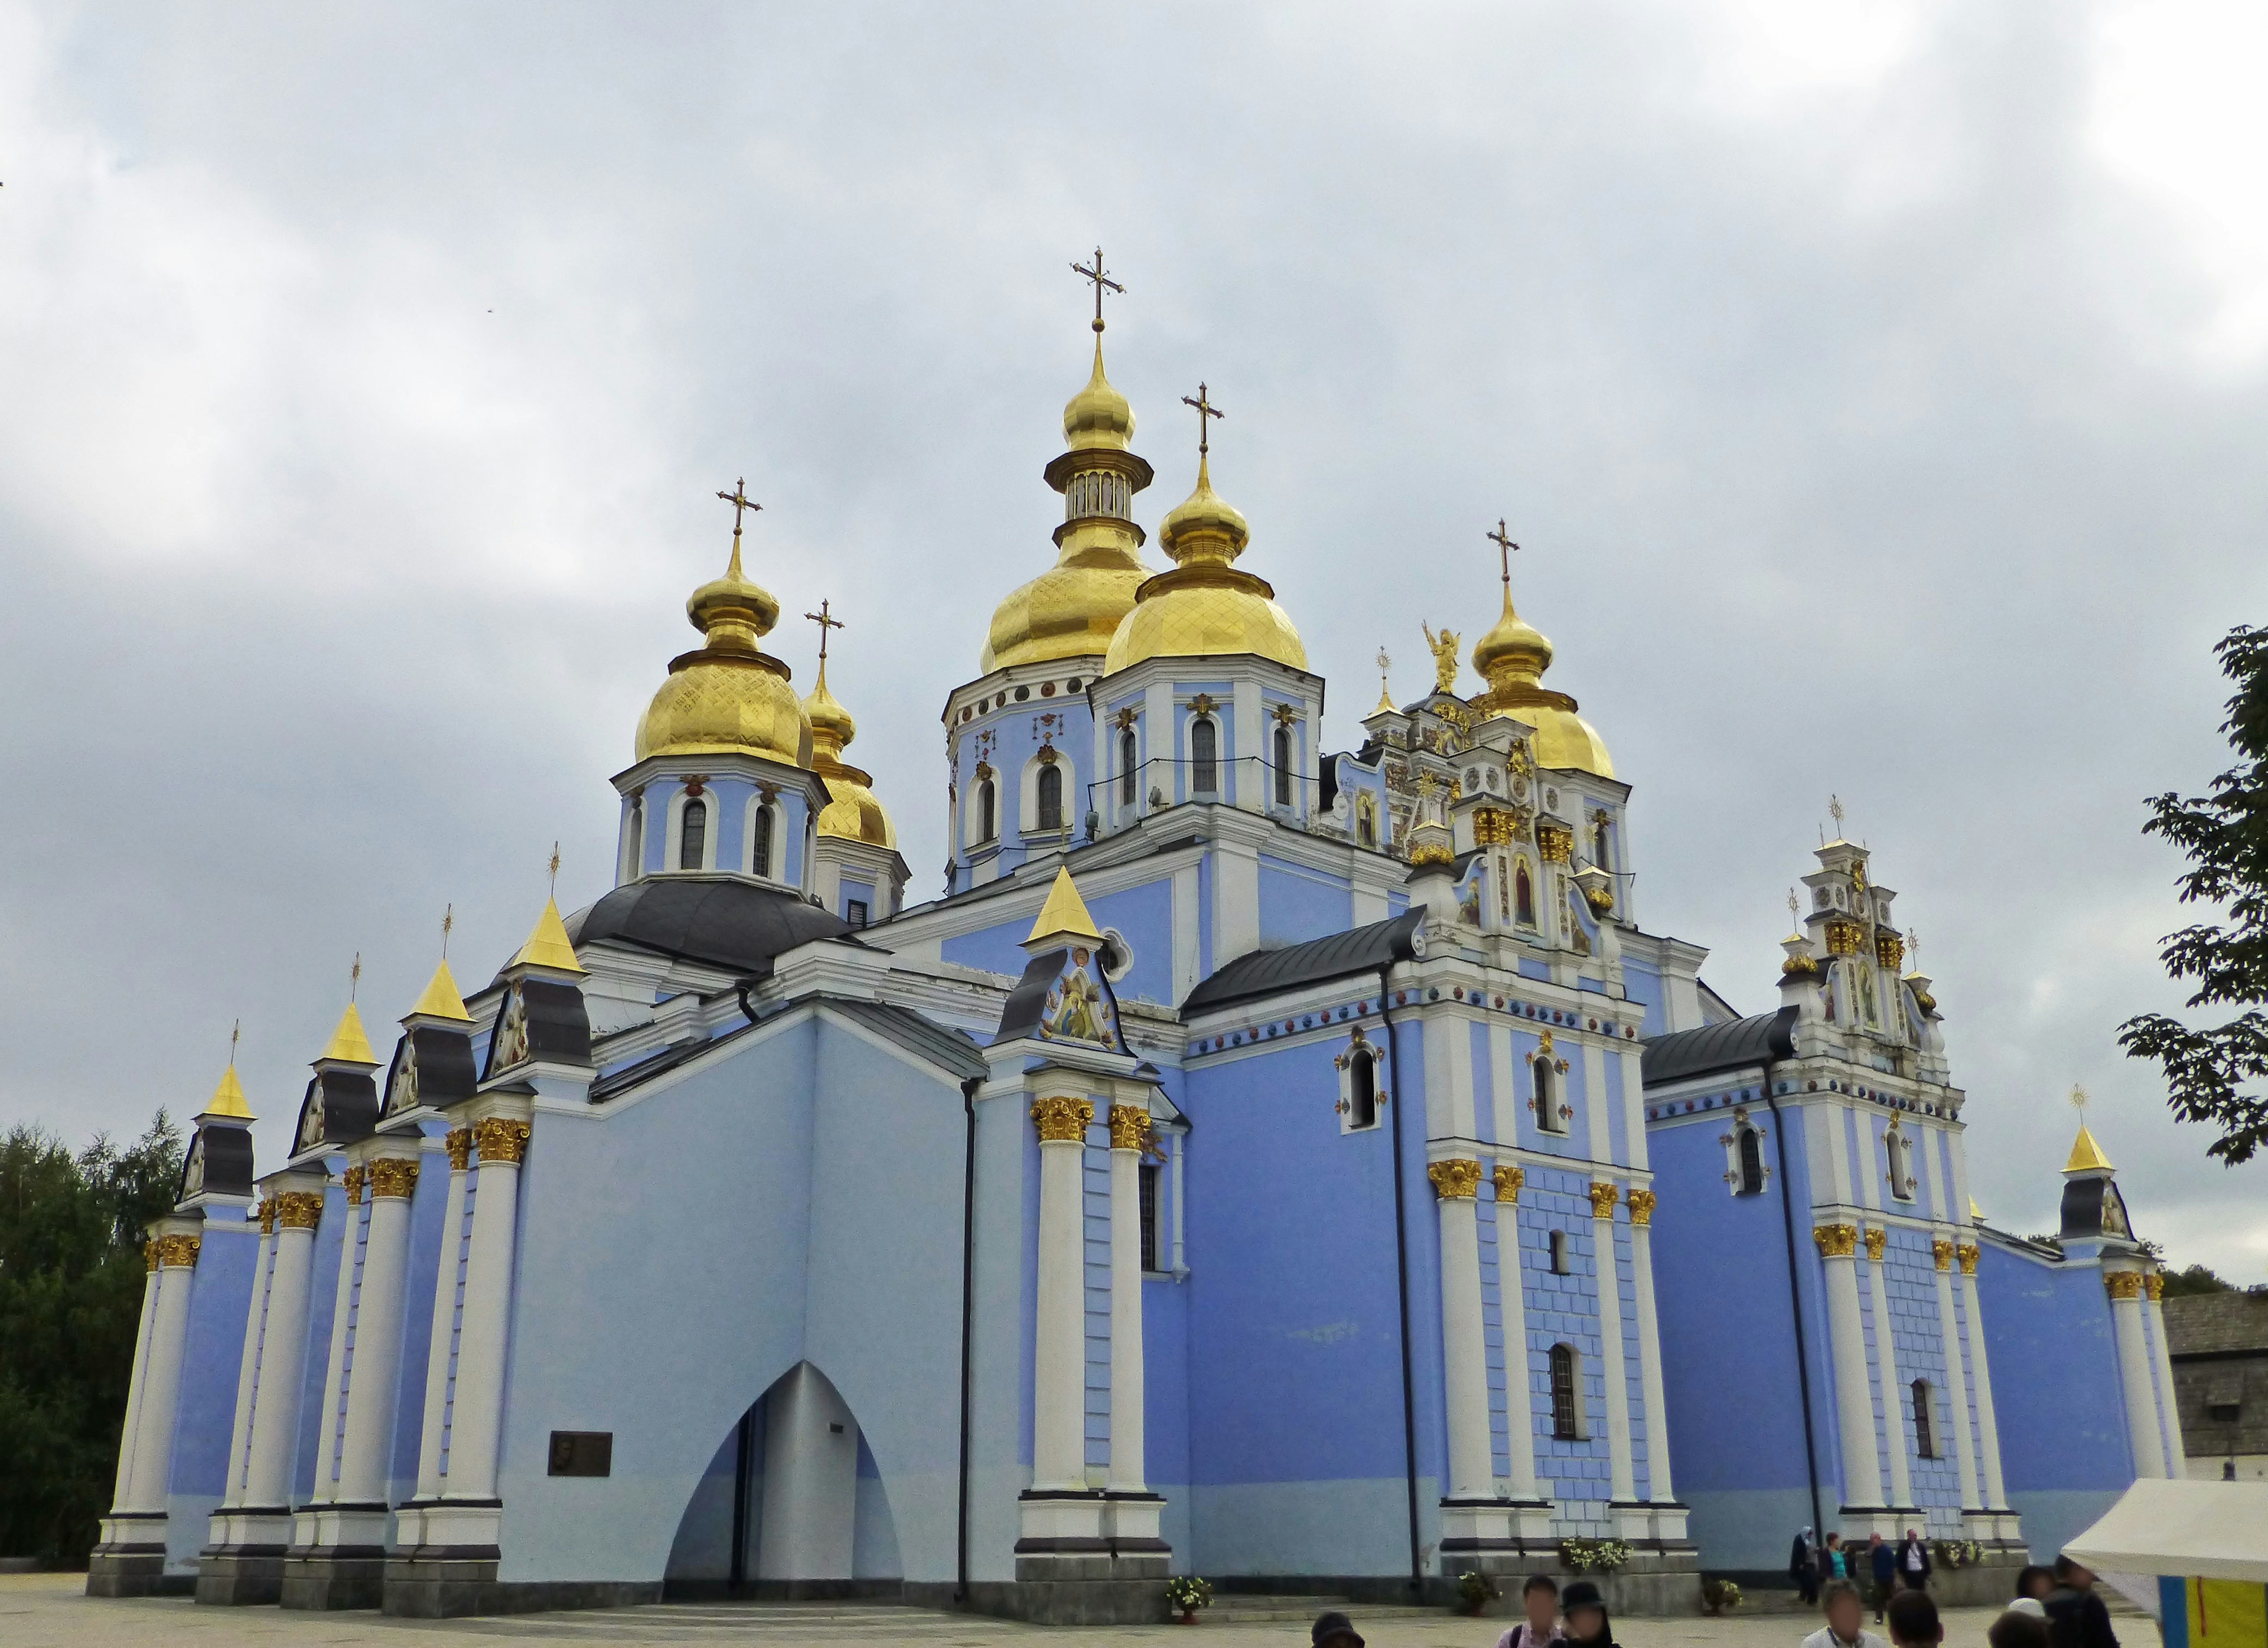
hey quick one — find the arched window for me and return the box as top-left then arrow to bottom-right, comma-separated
625,794 -> 644,877
1534,1059 -> 1564,1134
752,804 -> 774,878
1549,1344 -> 1582,1439
1593,821 -> 1611,870
977,778 -> 996,843
1119,730 -> 1138,806
1549,1230 -> 1570,1274
1911,1379 -> 1936,1458
1347,1047 -> 1379,1128
679,797 -> 708,870
1737,1126 -> 1766,1196
1273,725 -> 1293,806
1886,1125 -> 1915,1201
1191,717 -> 1218,794
1036,762 -> 1064,831
1515,863 -> 1537,927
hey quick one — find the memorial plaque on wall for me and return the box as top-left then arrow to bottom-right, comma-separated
548,1431 -> 612,1477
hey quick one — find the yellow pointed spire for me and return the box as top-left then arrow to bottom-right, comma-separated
408,958 -> 472,1023
1969,1195 -> 1983,1222
2064,1122 -> 2114,1174
204,1062 -> 253,1120
510,897 -> 587,977
319,1001 -> 378,1066
1025,866 -> 1102,948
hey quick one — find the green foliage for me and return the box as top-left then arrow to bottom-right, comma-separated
2160,1262 -> 2238,1297
1559,1537 -> 1633,1572
0,1113 -> 183,1566
1457,1570 -> 1501,1611
2122,625 -> 2268,1163
1165,1574 -> 1213,1611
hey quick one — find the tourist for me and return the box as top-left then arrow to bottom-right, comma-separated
1494,1574 -> 1562,1648
1868,1533 -> 1898,1622
1899,1529 -> 1931,1592
1312,1610 -> 1365,1648
1802,1578 -> 1889,1648
1991,1608 -> 2054,1648
1791,1527 -> 1821,1605
1825,1532 -> 1848,1578
1887,1590 -> 1943,1648
2015,1567 -> 2056,1605
2044,1557 -> 2120,1648
1559,1580 -> 1618,1648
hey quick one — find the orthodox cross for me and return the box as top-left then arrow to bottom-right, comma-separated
349,953 -> 361,1003
1487,518 -> 1519,591
228,1019 -> 240,1067
804,598 -> 844,665
1788,887 -> 1801,926
716,478 -> 761,550
1376,647 -> 1392,696
1070,246 -> 1123,331
441,903 -> 454,960
1828,793 -> 1846,836
548,842 -> 562,898
1182,382 -> 1224,456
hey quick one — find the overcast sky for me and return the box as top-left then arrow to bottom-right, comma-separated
4,2 -> 2264,1277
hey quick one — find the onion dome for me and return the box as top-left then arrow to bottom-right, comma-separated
1469,585 -> 1612,778
1103,451 -> 1307,673
981,333 -> 1156,672
635,524 -> 810,767
804,661 -> 896,848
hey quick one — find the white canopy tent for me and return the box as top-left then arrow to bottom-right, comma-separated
2065,1480 -> 2268,1584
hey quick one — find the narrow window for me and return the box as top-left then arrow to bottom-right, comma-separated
1139,1161 -> 1162,1271
1738,1127 -> 1766,1196
845,899 -> 868,931
1119,729 -> 1138,806
1593,822 -> 1611,870
1549,1230 -> 1569,1275
1550,1344 -> 1581,1439
752,805 -> 773,878
1912,1379 -> 1936,1458
978,779 -> 996,843
1037,763 -> 1064,831
1191,717 -> 1218,794
1516,863 -> 1537,926
625,795 -> 644,877
1887,1128 -> 1914,1201
679,797 -> 708,870
1273,725 -> 1292,805
1534,1060 -> 1563,1134
1348,1048 -> 1378,1130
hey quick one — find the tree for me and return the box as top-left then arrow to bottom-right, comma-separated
0,1113 -> 183,1567
2121,624 -> 2268,1163
2159,1262 -> 2237,1298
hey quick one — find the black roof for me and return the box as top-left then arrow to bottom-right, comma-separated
569,877 -> 855,977
1182,909 -> 1425,1014
1640,1006 -> 1798,1087
588,993 -> 985,1103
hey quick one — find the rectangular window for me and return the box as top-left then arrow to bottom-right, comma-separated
1139,1162 -> 1161,1272
845,899 -> 869,930
1549,1344 -> 1582,1439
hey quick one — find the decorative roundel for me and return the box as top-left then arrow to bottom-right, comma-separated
1067,677 -> 1083,692
1014,686 -> 1030,702
1513,776 -> 1530,800
1465,766 -> 1481,791
1042,682 -> 1056,697
1097,928 -> 1134,982
1545,787 -> 1560,810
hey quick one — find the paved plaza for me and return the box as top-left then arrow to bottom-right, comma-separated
0,1575 -> 2159,1648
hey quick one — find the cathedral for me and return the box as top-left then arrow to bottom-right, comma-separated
90,271 -> 2187,1623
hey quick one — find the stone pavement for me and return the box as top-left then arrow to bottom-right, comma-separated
0,1574 -> 2160,1648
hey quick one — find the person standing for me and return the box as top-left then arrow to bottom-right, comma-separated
1791,1528 -> 1821,1605
1558,1581 -> 1618,1648
1494,1575 -> 1563,1648
1824,1532 -> 1848,1578
1899,1529 -> 1932,1592
1869,1533 -> 1898,1623
1803,1579 -> 1890,1648
2044,1557 -> 2120,1648
1887,1591 -> 1944,1648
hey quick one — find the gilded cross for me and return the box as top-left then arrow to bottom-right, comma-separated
1487,518 -> 1519,590
1788,887 -> 1801,925
441,903 -> 454,960
1182,382 -> 1224,456
229,1019 -> 240,1066
1828,794 -> 1846,834
804,598 -> 845,665
548,841 -> 562,897
349,953 -> 361,1002
1376,647 -> 1392,696
716,478 -> 761,545
1070,246 -> 1123,331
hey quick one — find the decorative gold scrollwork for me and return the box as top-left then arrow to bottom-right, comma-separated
341,1165 -> 366,1205
367,1158 -> 421,1199
1863,1228 -> 1887,1262
445,1127 -> 474,1171
1626,1187 -> 1657,1228
1931,1237 -> 1954,1271
156,1233 -> 203,1269
1954,1242 -> 1979,1275
1588,1180 -> 1619,1221
1493,1164 -> 1524,1206
1428,1159 -> 1484,1200
1030,1095 -> 1094,1143
1813,1222 -> 1859,1258
2103,1271 -> 2143,1300
1107,1104 -> 1153,1152
275,1191 -> 324,1230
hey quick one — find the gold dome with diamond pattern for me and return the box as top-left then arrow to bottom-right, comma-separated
1104,443 -> 1306,674
635,514 -> 811,767
803,660 -> 895,847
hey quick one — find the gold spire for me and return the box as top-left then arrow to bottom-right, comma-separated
801,603 -> 896,848
1373,647 -> 1396,716
203,1022 -> 253,1119
2063,1085 -> 2114,1173
511,896 -> 586,977
1970,1195 -> 1984,1222
1467,524 -> 1611,777
1026,865 -> 1103,947
408,959 -> 472,1023
318,1001 -> 378,1066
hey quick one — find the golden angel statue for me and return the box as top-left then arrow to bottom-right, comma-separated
1420,622 -> 1460,693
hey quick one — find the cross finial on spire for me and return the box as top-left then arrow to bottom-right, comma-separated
1377,647 -> 1392,687
548,842 -> 562,898
1487,518 -> 1519,590
350,954 -> 361,1003
1906,926 -> 1918,971
804,598 -> 845,667
1828,793 -> 1846,834
1788,887 -> 1801,925
1071,246 -> 1124,333
1182,382 -> 1224,457
229,1019 -> 240,1066
716,478 -> 761,570
441,903 -> 454,960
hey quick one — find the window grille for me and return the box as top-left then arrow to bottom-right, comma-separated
1139,1162 -> 1161,1271
679,797 -> 707,870
1191,717 -> 1218,794
1550,1344 -> 1581,1438
1037,763 -> 1064,831
1738,1127 -> 1766,1195
752,806 -> 773,877
1119,730 -> 1138,805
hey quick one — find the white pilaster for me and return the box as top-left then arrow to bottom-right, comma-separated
108,1259 -> 161,1518
1172,866 -> 1201,1004
1106,1107 -> 1147,1493
219,1221 -> 275,1512
1953,1244 -> 2012,1525
2108,1270 -> 2168,1478
1865,1229 -> 1914,1510
1591,1183 -> 1642,1536
2143,1277 -> 2189,1477
1928,1237 -> 1983,1518
1818,1223 -> 1886,1518
333,1150 -> 419,1515
302,1178 -> 363,1523
1432,1163 -> 1494,1500
240,1192 -> 322,1514
1625,1189 -> 1684,1542
440,1112 -> 530,1511
409,1128 -> 472,1509
122,1233 -> 200,1516
1030,1098 -> 1091,1493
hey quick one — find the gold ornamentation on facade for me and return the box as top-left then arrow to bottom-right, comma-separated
156,1233 -> 202,1269
1428,1159 -> 1484,1200
1408,840 -> 1455,866
1932,1237 -> 1954,1271
445,1127 -> 474,1171
2145,1271 -> 2165,1302
1582,882 -> 1616,915
1813,1222 -> 1859,1258
1493,1164 -> 1524,1205
1824,918 -> 1866,956
2103,1270 -> 2144,1300
1107,1104 -> 1153,1151
1955,1242 -> 1979,1275
1627,1187 -> 1657,1227
1863,1227 -> 1887,1262
276,1191 -> 324,1230
1030,1095 -> 1095,1143
258,1197 -> 278,1236
1472,807 -> 1529,846
342,1164 -> 366,1205
144,1238 -> 158,1272
1588,1181 -> 1619,1221
1875,931 -> 1905,971
1536,821 -> 1573,863
474,1117 -> 533,1166
1189,693 -> 1218,715
367,1158 -> 421,1200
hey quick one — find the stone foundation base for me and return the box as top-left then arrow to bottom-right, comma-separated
195,1547 -> 287,1606
383,1552 -> 659,1618
86,1547 -> 185,1598
959,1555 -> 1172,1626
280,1548 -> 387,1611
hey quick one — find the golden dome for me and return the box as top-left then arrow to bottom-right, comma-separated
1104,453 -> 1306,674
804,661 -> 896,848
1063,336 -> 1135,453
636,530 -> 810,766
1469,586 -> 1612,778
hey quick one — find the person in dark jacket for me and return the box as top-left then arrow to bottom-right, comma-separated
1312,1610 -> 1364,1648
2044,1557 -> 2120,1648
1869,1534 -> 1899,1623
1899,1529 -> 1933,1591
1792,1528 -> 1821,1605
1560,1580 -> 1619,1648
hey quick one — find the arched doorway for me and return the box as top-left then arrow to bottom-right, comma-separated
664,1362 -> 901,1598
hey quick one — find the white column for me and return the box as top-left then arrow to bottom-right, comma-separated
335,1152 -> 419,1506
1954,1244 -> 2010,1512
1817,1223 -> 1886,1510
1625,1189 -> 1676,1507
1865,1229 -> 1914,1510
243,1192 -> 324,1510
304,1173 -> 366,1512
1930,1237 -> 1982,1513
1493,1167 -> 1543,1506
219,1218 -> 276,1509
1432,1161 -> 1494,1500
1105,1106 -> 1148,1493
442,1115 -> 530,1504
109,1254 -> 162,1514
123,1233 -> 201,1514
2108,1270 -> 2168,1478
411,1129 -> 472,1503
2143,1275 -> 2189,1477
1029,1098 -> 1092,1493
1591,1183 -> 1638,1518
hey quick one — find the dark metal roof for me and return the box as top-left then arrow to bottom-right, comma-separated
569,876 -> 854,977
1641,1005 -> 1798,1087
825,998 -> 988,1080
1182,909 -> 1425,1014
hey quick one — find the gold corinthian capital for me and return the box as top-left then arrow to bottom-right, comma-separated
367,1158 -> 422,1199
275,1191 -> 324,1230
1428,1159 -> 1484,1200
1864,1227 -> 1887,1262
341,1164 -> 366,1205
1813,1223 -> 1859,1259
445,1127 -> 474,1171
1955,1242 -> 1979,1275
1932,1237 -> 1954,1271
1030,1096 -> 1094,1143
2103,1271 -> 2143,1301
1625,1187 -> 1657,1227
1493,1164 -> 1524,1206
156,1233 -> 203,1269
474,1117 -> 533,1165
2144,1271 -> 2164,1301
1588,1181 -> 1620,1221
1107,1104 -> 1152,1151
